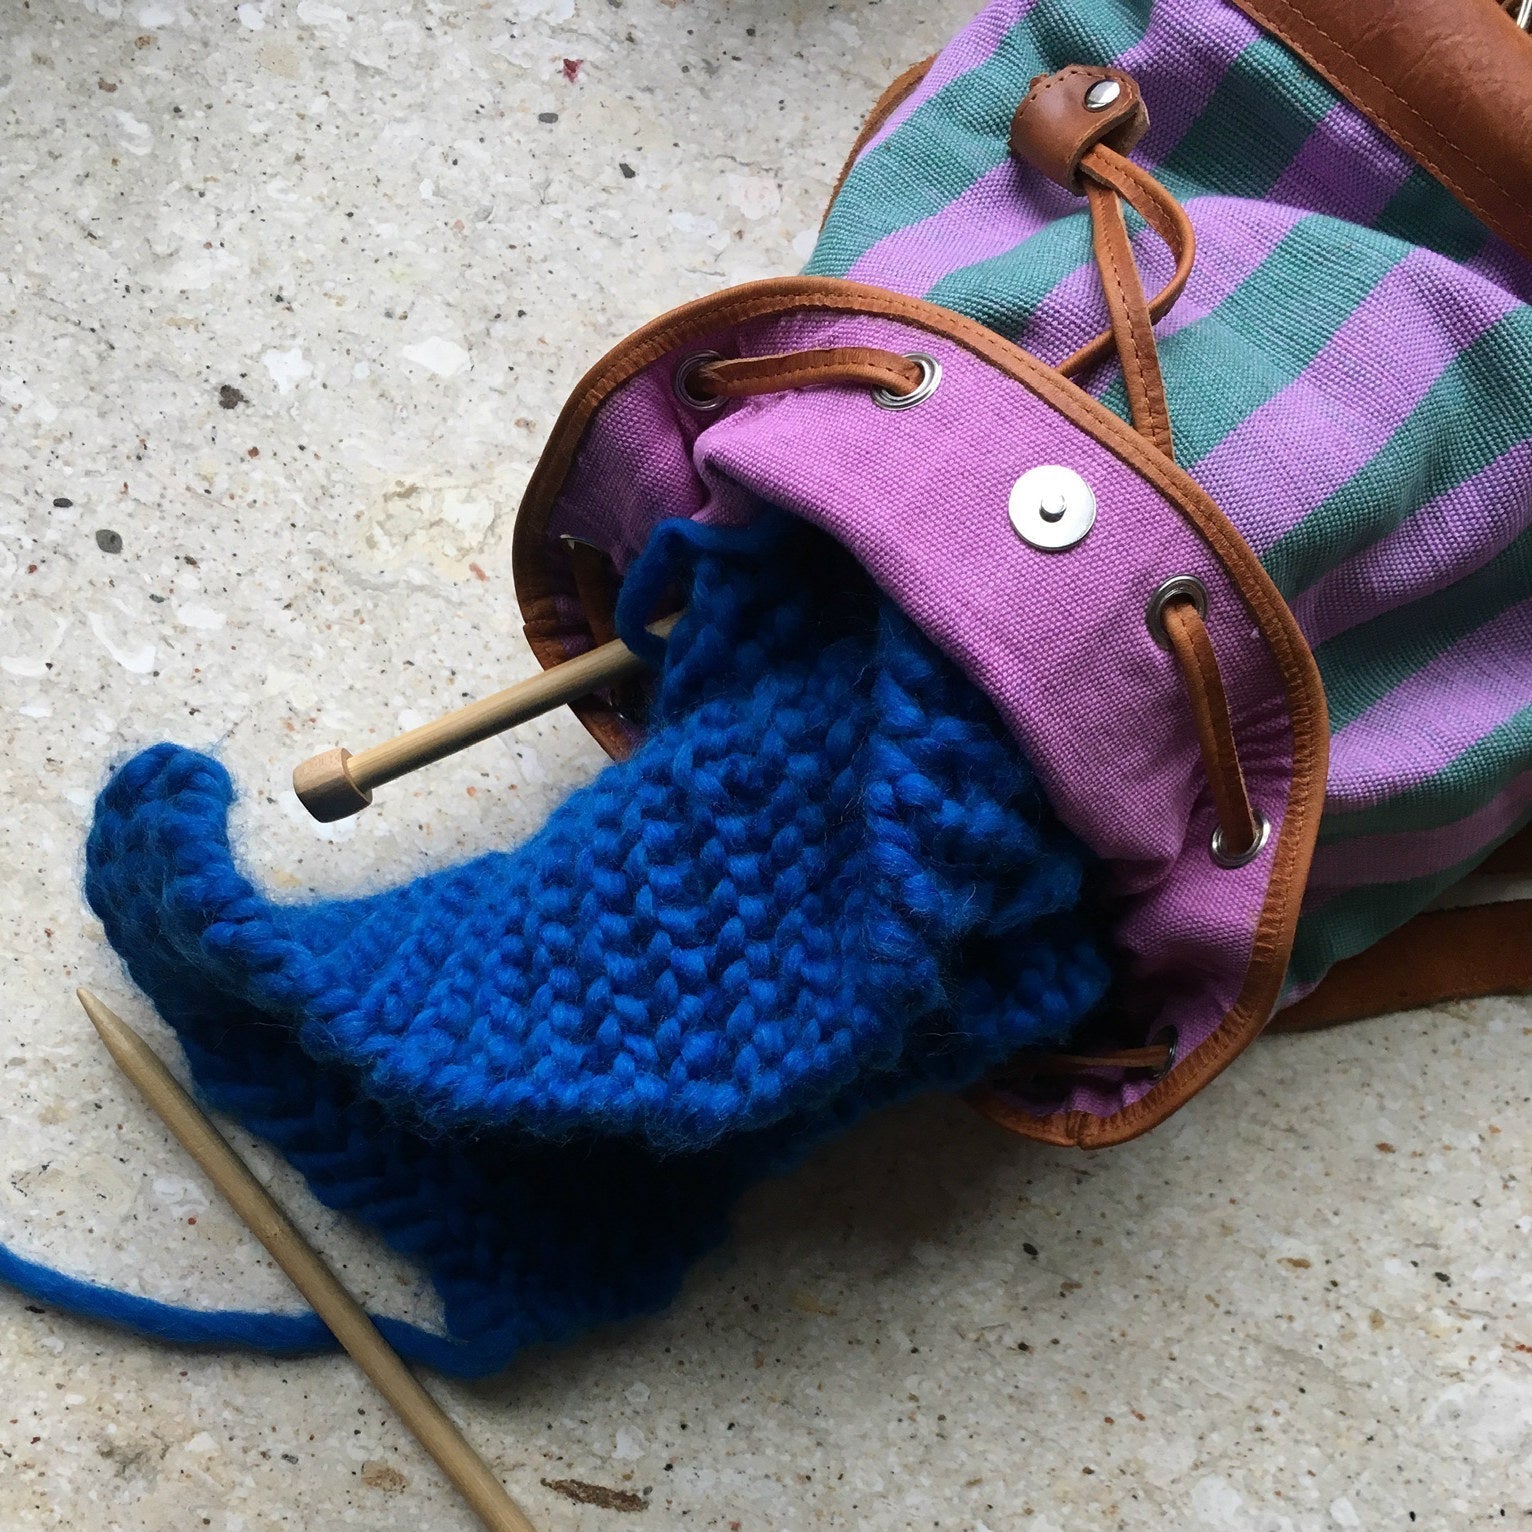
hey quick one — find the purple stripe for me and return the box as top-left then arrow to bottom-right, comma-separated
857,0 -> 1040,161
1293,437 -> 1532,648
1125,2 -> 1265,165
1193,244 -> 1517,553
846,162 -> 1075,301
1266,99 -> 1417,220
848,0 -> 1258,299
1324,597 -> 1532,817
1307,771 -> 1532,899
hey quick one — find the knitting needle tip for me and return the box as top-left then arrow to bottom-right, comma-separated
77,987 -> 129,1052
75,986 -> 540,1532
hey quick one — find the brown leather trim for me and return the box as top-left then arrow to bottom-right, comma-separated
1008,65 -> 1148,193
563,540 -> 621,649
1084,177 -> 1175,457
695,347 -> 922,401
1164,600 -> 1258,855
510,274 -> 1330,1148
1224,0 -> 1532,261
821,55 -> 937,225
1271,899 -> 1532,1032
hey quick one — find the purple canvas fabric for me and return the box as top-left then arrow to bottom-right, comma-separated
1195,246 -> 1520,553
1307,771 -> 1532,901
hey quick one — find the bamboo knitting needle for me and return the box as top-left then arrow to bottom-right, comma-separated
76,989 -> 539,1532
292,612 -> 682,823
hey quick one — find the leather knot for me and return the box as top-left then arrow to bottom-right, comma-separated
1009,65 -> 1148,193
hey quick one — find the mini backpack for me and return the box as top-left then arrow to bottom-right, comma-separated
511,0 -> 1532,1146
5,0 -> 1530,1373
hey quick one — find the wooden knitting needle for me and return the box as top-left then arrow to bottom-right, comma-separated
76,989 -> 539,1532
292,612 -> 682,822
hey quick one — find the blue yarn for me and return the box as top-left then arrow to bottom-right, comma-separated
2,513 -> 1112,1375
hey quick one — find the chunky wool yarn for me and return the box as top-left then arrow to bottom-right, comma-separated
7,514 -> 1109,1376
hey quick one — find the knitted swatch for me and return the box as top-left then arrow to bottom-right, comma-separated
55,514 -> 1110,1375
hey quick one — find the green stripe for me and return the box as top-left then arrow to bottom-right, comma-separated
1316,528 -> 1532,733
806,0 -> 1153,279
1288,822 -> 1531,990
1099,213 -> 1409,458
922,33 -> 1336,344
1320,708 -> 1532,844
1150,31 -> 1337,194
1374,167 -> 1490,266
1262,311 -> 1532,598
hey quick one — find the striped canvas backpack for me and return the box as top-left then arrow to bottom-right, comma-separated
513,0 -> 1532,1147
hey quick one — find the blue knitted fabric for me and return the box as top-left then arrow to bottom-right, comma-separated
29,513 -> 1109,1376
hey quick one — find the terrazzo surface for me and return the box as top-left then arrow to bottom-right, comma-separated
1,1 -> 1528,1527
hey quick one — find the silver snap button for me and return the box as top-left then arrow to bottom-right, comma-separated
1008,465 -> 1095,552
1084,78 -> 1122,111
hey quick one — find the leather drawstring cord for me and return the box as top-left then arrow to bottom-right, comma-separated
1060,140 -> 1196,399
690,346 -> 924,403
1161,597 -> 1262,861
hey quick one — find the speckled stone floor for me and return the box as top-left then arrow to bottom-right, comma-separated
1,2 -> 1528,1529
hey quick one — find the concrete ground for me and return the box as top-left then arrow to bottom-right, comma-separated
1,1 -> 1526,1527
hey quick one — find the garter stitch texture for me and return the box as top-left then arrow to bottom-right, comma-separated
26,514 -> 1110,1376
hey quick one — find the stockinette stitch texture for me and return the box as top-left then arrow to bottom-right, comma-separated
33,513 -> 1110,1376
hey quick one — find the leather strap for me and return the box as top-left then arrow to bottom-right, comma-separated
694,347 -> 923,401
562,539 -> 621,648
997,1045 -> 1172,1078
1272,898 -> 1532,1031
1478,819 -> 1532,875
1163,598 -> 1260,860
1084,176 -> 1175,457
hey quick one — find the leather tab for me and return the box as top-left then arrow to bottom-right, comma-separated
1009,65 -> 1148,193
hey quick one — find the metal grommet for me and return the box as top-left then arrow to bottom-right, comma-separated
1149,1027 -> 1179,1081
673,350 -> 725,412
1084,78 -> 1123,111
872,352 -> 941,410
1009,464 -> 1096,552
1146,574 -> 1208,650
1210,809 -> 1272,870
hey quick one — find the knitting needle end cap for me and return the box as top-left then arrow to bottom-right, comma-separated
293,746 -> 374,823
